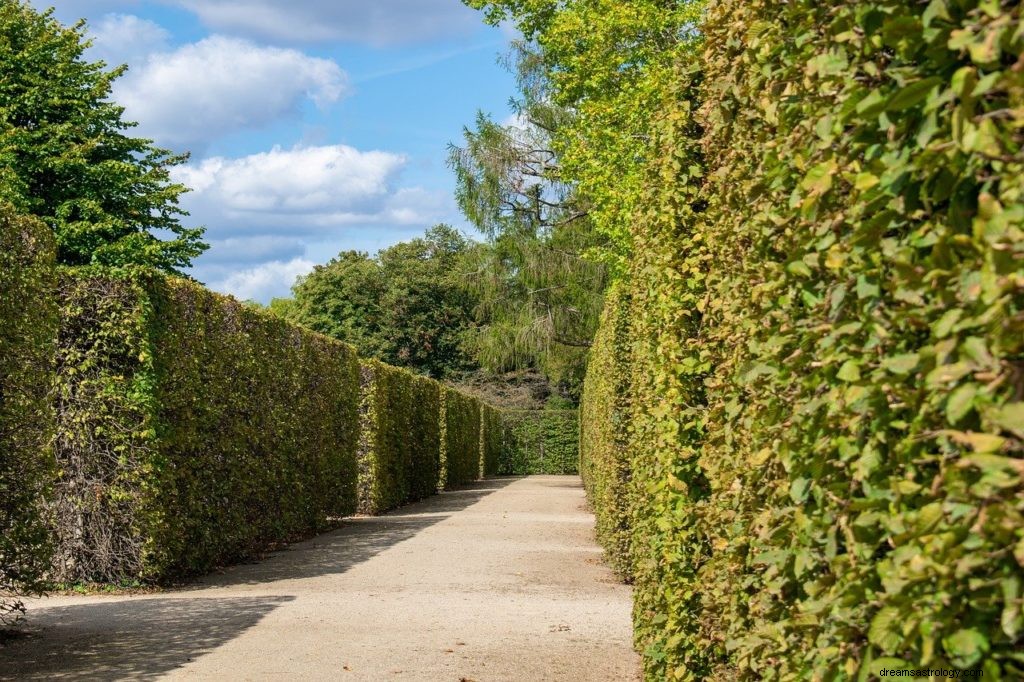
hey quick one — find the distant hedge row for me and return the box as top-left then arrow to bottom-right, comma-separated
46,270 -> 515,584
0,206 -> 56,623
440,388 -> 481,489
579,286 -> 632,579
581,0 -> 1024,679
357,361 -> 441,514
499,410 -> 579,476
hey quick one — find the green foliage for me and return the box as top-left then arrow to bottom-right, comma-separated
449,78 -> 608,398
479,403 -> 503,477
0,204 -> 56,624
498,410 -> 578,475
52,269 -> 361,583
357,360 -> 441,514
579,284 -> 633,579
579,0 -> 1024,678
440,387 -> 481,489
463,0 -> 704,266
0,2 -> 206,272
283,225 -> 477,379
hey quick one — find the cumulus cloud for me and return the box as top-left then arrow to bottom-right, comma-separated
114,36 -> 347,151
173,0 -> 480,46
87,14 -> 170,65
172,144 -> 452,234
177,144 -> 458,302
206,258 -> 317,302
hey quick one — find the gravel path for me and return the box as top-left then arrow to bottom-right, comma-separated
1,476 -> 638,681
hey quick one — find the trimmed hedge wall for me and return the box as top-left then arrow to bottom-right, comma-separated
53,269 -> 361,583
0,206 -> 56,623
440,387 -> 481,489
499,410 -> 579,476
579,284 -> 633,579
581,0 -> 1024,679
357,360 -> 441,514
479,403 -> 503,478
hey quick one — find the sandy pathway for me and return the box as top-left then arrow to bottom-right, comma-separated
1,476 -> 638,681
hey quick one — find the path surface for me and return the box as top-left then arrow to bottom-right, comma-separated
1,476 -> 638,681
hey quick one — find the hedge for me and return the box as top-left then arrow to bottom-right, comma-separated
52,269 -> 361,583
479,403 -> 503,478
440,387 -> 481,489
579,284 -> 633,579
0,206 -> 56,623
498,410 -> 579,476
581,0 -> 1024,678
357,360 -> 441,514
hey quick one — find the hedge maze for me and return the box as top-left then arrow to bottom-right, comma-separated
1,252 -> 579,589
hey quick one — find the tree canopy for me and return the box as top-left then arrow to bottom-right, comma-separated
0,1 -> 206,272
278,225 -> 478,379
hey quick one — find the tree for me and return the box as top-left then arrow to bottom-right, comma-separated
280,225 -> 478,379
448,52 -> 608,399
0,1 -> 206,273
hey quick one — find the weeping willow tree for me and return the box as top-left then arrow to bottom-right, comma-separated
449,48 -> 608,399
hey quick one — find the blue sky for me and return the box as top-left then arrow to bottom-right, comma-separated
41,1 -> 518,301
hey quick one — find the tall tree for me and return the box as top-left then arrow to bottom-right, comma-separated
449,49 -> 608,399
0,1 -> 206,272
281,225 -> 478,379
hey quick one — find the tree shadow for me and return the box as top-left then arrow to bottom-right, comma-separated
0,477 -> 519,677
190,477 -> 519,588
0,596 -> 293,680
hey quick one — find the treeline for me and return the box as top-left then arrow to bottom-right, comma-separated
465,0 -> 1024,679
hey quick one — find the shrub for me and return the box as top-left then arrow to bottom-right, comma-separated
357,361 -> 441,513
440,387 -> 481,488
579,284 -> 633,578
499,410 -> 579,476
0,205 -> 56,624
52,269 -> 361,583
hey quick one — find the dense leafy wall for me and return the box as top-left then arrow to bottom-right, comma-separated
579,285 -> 633,578
440,387 -> 481,489
0,206 -> 56,623
357,361 -> 442,514
582,0 -> 1024,679
498,410 -> 579,476
53,270 -> 361,583
480,403 -> 503,478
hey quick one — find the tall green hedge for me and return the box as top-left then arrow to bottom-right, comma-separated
579,285 -> 633,578
0,206 -> 56,623
53,269 -> 361,583
357,360 -> 441,514
584,0 -> 1024,678
440,387 -> 481,489
498,410 -> 579,476
479,403 -> 503,478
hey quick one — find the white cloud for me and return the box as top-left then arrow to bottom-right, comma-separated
177,144 -> 458,302
208,258 -> 316,302
88,14 -> 170,65
173,0 -> 480,46
114,36 -> 347,150
173,144 -> 443,233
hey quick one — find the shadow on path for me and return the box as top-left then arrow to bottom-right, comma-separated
194,477 -> 522,588
0,478 -> 521,678
0,596 -> 293,680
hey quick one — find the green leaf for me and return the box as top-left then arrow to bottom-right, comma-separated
887,77 -> 941,111
838,360 -> 862,382
883,353 -> 919,375
943,629 -> 988,668
946,384 -> 977,423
